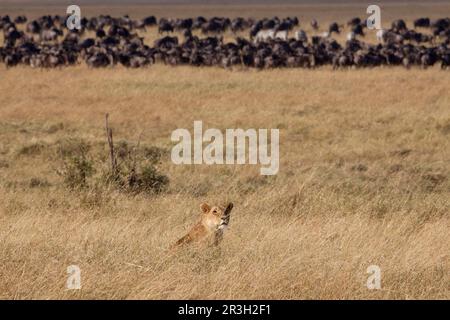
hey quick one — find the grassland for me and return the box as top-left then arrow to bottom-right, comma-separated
0,65 -> 449,299
0,2 -> 449,299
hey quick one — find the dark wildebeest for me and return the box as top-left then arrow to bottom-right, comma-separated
414,18 -> 430,28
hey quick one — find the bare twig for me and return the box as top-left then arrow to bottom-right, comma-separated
105,113 -> 117,176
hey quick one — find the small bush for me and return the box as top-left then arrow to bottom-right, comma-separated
62,155 -> 95,189
116,140 -> 132,160
105,141 -> 169,194
58,140 -> 95,189
0,160 -> 9,168
57,138 -> 90,158
105,161 -> 169,195
143,146 -> 167,164
56,134 -> 169,194
130,164 -> 169,194
436,120 -> 450,135
29,177 -> 51,188
17,142 -> 45,156
45,122 -> 64,134
351,163 -> 368,172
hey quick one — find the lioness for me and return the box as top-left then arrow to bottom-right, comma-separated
171,202 -> 234,250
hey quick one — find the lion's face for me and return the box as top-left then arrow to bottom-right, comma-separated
200,202 -> 233,231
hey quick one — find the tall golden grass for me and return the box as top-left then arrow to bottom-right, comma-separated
0,2 -> 449,299
0,65 -> 448,299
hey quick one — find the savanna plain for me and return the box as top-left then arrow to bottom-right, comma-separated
0,2 -> 449,299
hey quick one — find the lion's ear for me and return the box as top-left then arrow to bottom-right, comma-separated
225,203 -> 234,215
200,203 -> 211,214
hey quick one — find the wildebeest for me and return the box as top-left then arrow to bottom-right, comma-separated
158,18 -> 174,34
391,19 -> 408,33
414,18 -> 430,28
308,19 -> 318,31
1,14 -> 449,70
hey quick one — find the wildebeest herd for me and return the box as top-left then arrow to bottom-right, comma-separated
1,14 -> 449,69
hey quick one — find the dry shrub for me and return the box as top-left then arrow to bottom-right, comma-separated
104,140 -> 169,194
17,142 -> 46,156
58,140 -> 95,189
29,177 -> 51,188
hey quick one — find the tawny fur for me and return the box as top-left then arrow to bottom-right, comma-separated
170,202 -> 233,250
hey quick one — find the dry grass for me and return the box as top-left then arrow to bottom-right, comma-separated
0,2 -> 449,300
0,65 -> 448,299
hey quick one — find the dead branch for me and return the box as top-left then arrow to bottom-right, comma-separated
105,113 -> 117,176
